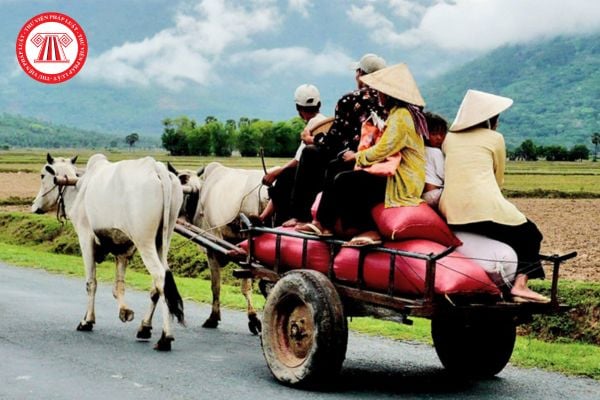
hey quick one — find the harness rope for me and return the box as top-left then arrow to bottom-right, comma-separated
185,180 -> 269,236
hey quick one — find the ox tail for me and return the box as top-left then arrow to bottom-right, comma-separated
156,162 -> 185,325
164,270 -> 185,325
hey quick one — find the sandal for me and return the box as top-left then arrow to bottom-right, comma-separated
295,222 -> 333,237
342,231 -> 382,248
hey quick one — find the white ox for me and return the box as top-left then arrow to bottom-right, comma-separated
32,153 -> 185,351
169,161 -> 268,334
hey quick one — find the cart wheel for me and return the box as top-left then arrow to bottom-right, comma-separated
432,314 -> 516,377
261,270 -> 347,387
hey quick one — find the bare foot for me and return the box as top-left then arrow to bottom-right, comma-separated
282,218 -> 299,227
510,287 -> 550,303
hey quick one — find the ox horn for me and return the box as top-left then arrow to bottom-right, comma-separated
70,155 -> 78,164
46,153 -> 54,164
196,166 -> 205,177
167,161 -> 178,175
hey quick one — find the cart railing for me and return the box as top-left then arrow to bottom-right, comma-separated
174,215 -> 577,320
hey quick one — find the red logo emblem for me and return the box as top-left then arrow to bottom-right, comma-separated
16,12 -> 88,84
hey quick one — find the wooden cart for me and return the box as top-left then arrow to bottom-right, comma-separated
175,216 -> 576,387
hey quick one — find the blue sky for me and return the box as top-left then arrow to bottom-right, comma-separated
2,0 -> 600,134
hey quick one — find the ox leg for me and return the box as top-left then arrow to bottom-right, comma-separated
113,255 -> 135,323
136,287 -> 159,340
77,238 -> 96,332
202,251 -> 221,329
241,278 -> 261,335
137,247 -> 176,351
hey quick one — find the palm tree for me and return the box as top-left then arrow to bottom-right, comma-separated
592,132 -> 600,162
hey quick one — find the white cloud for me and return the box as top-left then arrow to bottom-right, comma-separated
82,0 -> 281,89
349,0 -> 600,51
288,0 -> 313,17
387,0 -> 427,19
229,46 -> 353,77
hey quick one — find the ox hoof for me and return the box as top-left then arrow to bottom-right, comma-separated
77,321 -> 94,332
136,325 -> 152,340
119,308 -> 135,323
202,317 -> 219,329
248,314 -> 262,335
154,332 -> 174,351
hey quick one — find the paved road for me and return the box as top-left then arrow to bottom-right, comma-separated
1,263 -> 598,400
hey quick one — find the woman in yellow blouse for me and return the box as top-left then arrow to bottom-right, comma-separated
439,89 -> 548,303
296,63 -> 427,246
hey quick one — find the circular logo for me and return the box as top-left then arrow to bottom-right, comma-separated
16,12 -> 88,84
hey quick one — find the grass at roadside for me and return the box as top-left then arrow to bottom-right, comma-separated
1,242 -> 598,380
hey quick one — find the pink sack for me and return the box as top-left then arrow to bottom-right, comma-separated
371,202 -> 461,247
333,239 -> 500,296
239,227 -> 331,274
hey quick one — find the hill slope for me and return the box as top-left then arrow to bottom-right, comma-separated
421,34 -> 600,148
0,113 -> 159,149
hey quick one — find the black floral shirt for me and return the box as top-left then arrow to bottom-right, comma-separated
314,87 -> 386,154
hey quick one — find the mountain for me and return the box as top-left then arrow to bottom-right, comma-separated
0,113 -> 160,149
2,0 -> 598,148
421,34 -> 600,148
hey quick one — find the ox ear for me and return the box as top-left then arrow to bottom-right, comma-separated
167,161 -> 178,175
45,165 -> 56,176
196,166 -> 205,177
46,153 -> 54,164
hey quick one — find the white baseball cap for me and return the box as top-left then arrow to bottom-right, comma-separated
352,53 -> 387,74
294,84 -> 321,107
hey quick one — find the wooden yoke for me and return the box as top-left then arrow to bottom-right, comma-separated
53,175 -> 79,186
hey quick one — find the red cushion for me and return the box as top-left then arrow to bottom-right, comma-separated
239,227 -> 331,274
333,239 -> 500,295
371,202 -> 461,247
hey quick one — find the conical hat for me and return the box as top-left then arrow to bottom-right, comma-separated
450,89 -> 513,131
359,63 -> 425,107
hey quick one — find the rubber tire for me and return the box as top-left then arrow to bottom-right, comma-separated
261,270 -> 348,387
432,314 -> 516,377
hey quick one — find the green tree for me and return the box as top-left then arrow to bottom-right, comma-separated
592,132 -> 600,162
125,132 -> 139,149
237,124 -> 258,156
516,139 -> 538,161
270,121 -> 296,157
205,120 -> 232,156
205,116 -> 218,124
543,145 -> 568,161
188,125 -> 212,156
161,117 -> 195,155
250,120 -> 276,156
568,144 -> 590,161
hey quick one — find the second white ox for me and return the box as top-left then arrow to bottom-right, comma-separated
32,153 -> 185,351
169,161 -> 268,334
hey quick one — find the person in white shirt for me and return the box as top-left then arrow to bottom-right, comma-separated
422,112 -> 448,208
258,84 -> 327,225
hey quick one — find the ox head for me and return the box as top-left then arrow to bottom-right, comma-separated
31,153 -> 79,214
167,162 -> 205,222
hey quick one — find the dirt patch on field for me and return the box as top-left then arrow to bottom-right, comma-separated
0,172 -> 40,199
512,198 -> 599,282
1,172 -> 598,282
